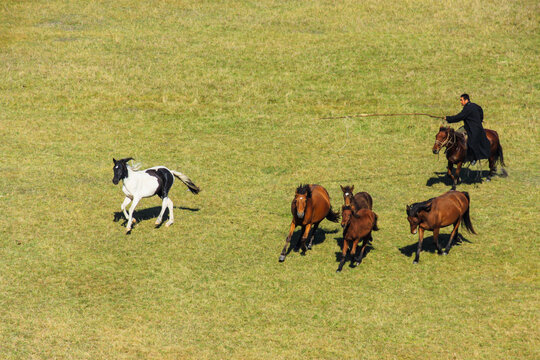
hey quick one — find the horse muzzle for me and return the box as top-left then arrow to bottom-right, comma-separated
296,211 -> 304,219
432,149 -> 439,154
112,178 -> 119,185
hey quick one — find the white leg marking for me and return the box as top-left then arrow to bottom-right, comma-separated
165,198 -> 174,227
121,197 -> 132,219
155,197 -> 168,225
126,197 -> 141,232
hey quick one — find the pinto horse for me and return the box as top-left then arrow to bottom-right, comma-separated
112,158 -> 200,233
406,190 -> 475,264
340,185 -> 373,211
337,205 -> 378,272
432,126 -> 507,190
279,184 -> 340,262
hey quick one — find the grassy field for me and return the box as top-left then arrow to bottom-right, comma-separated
1,0 -> 538,358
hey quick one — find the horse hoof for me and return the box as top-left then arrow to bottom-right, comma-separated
307,244 -> 312,250
131,219 -> 137,224
125,229 -> 131,235
336,269 -> 342,273
486,177 -> 491,182
165,222 -> 173,227
278,255 -> 286,262
413,261 -> 418,264
442,252 -> 448,256
353,262 -> 360,267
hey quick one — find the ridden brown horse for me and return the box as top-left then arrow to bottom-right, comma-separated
432,126 -> 507,190
279,184 -> 340,262
337,205 -> 379,272
406,190 -> 476,264
340,185 -> 373,211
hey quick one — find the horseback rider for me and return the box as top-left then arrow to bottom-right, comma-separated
444,94 -> 491,165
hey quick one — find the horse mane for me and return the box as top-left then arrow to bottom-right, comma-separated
407,198 -> 434,217
296,184 -> 312,198
128,161 -> 142,171
440,126 -> 466,147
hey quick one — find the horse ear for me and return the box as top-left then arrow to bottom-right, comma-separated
113,158 -> 116,163
351,185 -> 354,192
340,185 -> 345,192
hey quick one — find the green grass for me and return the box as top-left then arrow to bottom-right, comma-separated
0,0 -> 538,358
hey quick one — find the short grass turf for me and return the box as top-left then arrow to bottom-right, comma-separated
0,0 -> 538,359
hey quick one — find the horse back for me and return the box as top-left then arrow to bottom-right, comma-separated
308,184 -> 332,223
354,192 -> 373,210
429,191 -> 470,226
145,167 -> 174,199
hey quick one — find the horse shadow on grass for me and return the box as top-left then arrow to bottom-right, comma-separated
426,169 -> 492,187
284,227 -> 339,256
113,206 -> 200,227
399,233 -> 472,257
334,236 -> 374,266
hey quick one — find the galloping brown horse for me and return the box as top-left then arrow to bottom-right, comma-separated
432,126 -> 507,190
279,184 -> 340,262
406,190 -> 475,264
338,205 -> 378,272
340,185 -> 373,211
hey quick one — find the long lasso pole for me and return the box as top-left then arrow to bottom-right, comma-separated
319,113 -> 444,120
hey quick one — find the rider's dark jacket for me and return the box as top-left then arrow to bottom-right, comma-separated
446,102 -> 491,160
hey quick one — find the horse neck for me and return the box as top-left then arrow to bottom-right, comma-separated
122,167 -> 139,188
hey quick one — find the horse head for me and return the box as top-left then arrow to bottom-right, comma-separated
406,200 -> 432,234
341,205 -> 353,228
433,126 -> 453,154
112,157 -> 134,184
340,185 -> 355,207
294,184 -> 311,219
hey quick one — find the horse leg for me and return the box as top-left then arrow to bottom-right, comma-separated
279,221 -> 296,262
354,237 -> 369,266
307,222 -> 319,250
444,220 -> 460,255
453,162 -> 463,190
300,224 -> 312,255
126,197 -> 142,233
349,239 -> 359,267
165,198 -> 174,227
433,228 -> 443,255
121,197 -> 132,220
487,156 -> 496,181
155,197 -> 168,226
337,239 -> 349,272
446,161 -> 454,183
414,228 -> 424,264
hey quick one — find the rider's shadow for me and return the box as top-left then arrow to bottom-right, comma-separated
426,169 -> 491,187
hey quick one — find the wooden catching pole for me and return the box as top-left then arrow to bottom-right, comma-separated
320,113 -> 444,120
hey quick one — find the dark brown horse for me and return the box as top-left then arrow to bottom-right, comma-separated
279,184 -> 340,262
340,185 -> 373,211
337,206 -> 379,272
406,190 -> 475,264
432,126 -> 507,190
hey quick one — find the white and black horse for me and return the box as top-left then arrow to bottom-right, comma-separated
112,158 -> 200,233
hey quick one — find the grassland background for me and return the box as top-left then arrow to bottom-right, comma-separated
0,0 -> 538,359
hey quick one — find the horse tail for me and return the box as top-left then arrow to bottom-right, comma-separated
461,192 -> 476,234
325,206 -> 340,223
372,211 -> 379,231
170,170 -> 201,194
496,142 -> 506,168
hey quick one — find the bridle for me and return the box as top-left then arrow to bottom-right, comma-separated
434,129 -> 457,152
